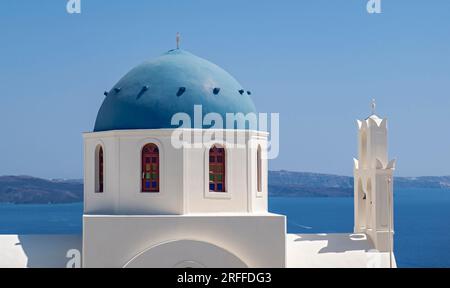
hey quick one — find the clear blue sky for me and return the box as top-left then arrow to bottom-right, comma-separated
0,0 -> 449,178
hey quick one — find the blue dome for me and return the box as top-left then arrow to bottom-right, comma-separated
94,49 -> 256,132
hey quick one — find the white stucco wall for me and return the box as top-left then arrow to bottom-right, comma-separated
83,214 -> 286,268
83,129 -> 280,268
83,129 -> 269,215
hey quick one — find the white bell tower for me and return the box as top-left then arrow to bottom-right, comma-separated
353,101 -> 396,252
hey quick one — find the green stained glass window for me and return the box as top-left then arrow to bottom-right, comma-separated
142,143 -> 160,193
209,145 -> 226,192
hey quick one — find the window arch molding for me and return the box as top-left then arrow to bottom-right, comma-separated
248,139 -> 266,199
137,138 -> 165,196
204,142 -> 231,199
94,141 -> 105,194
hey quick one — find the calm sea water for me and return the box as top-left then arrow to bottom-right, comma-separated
0,188 -> 449,268
270,188 -> 450,268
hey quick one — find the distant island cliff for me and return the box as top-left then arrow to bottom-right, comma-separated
268,171 -> 450,197
0,171 -> 449,204
0,176 -> 83,204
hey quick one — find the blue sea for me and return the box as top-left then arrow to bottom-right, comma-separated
0,188 -> 449,268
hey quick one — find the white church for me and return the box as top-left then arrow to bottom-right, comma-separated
0,43 -> 397,268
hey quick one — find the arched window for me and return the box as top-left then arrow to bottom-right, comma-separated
209,145 -> 226,192
142,143 -> 160,193
95,145 -> 104,193
257,145 -> 262,193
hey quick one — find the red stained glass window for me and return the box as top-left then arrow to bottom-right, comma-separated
142,143 -> 160,193
209,145 -> 226,192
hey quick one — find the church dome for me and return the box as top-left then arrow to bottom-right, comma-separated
94,49 -> 256,132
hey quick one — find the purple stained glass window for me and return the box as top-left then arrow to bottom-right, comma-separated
209,145 -> 226,192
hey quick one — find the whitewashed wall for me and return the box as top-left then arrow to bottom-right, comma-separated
83,214 -> 286,268
83,129 -> 269,215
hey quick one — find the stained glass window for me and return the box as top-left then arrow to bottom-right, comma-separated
142,143 -> 160,192
209,145 -> 226,192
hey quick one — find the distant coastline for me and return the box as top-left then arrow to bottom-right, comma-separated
268,171 -> 450,198
1,171 -> 449,204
